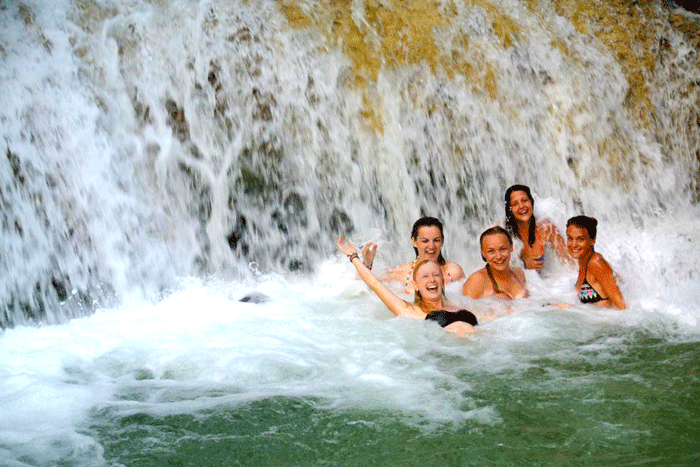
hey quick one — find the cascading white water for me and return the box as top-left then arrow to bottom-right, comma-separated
3,0 -> 699,328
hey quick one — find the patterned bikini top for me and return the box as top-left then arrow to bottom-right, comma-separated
579,257 -> 608,304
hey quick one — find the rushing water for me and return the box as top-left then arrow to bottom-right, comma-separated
1,0 -> 700,465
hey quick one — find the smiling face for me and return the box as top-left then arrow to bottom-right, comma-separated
412,260 -> 444,301
508,190 -> 534,224
481,232 -> 513,271
411,226 -> 444,261
566,225 -> 595,259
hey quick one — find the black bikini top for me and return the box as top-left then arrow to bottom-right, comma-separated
425,309 -> 478,327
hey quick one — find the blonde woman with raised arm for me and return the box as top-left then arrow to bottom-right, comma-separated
337,235 -> 477,337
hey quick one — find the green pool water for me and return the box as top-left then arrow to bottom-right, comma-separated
90,334 -> 700,467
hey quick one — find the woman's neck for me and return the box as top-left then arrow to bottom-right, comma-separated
421,297 -> 444,311
488,264 -> 513,281
516,219 -> 531,240
578,248 -> 595,267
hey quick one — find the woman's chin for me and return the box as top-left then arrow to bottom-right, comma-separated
422,290 -> 441,300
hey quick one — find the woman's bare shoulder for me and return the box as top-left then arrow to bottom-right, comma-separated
466,267 -> 487,281
445,261 -> 465,280
589,253 -> 613,273
462,268 -> 488,298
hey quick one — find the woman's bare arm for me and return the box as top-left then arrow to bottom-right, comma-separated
590,255 -> 626,310
337,236 -> 423,319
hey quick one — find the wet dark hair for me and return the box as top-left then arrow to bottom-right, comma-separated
479,226 -> 512,262
411,216 -> 446,265
504,184 -> 536,246
566,215 -> 598,239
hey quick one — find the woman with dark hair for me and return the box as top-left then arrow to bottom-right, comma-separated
337,235 -> 477,337
504,184 -> 572,271
566,216 -> 626,309
461,226 -> 529,300
361,216 -> 465,294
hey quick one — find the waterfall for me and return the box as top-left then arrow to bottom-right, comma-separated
1,0 -> 699,328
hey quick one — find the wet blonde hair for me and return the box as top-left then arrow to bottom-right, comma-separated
412,259 -> 447,312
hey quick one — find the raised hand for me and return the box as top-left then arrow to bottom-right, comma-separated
336,235 -> 357,257
362,242 -> 378,269
524,256 -> 544,271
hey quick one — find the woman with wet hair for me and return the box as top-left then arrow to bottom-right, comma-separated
361,216 -> 465,295
461,226 -> 529,300
566,216 -> 626,310
337,235 -> 477,337
504,184 -> 572,271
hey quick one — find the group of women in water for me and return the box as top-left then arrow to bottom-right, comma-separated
336,184 -> 626,337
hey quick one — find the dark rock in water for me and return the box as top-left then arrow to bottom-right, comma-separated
672,0 -> 700,13
239,292 -> 270,303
